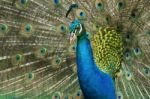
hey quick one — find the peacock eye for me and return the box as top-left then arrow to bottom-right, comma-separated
0,24 -> 8,32
76,92 -> 80,96
117,91 -> 123,99
133,47 -> 141,56
53,0 -> 61,5
72,29 -> 76,34
55,57 -> 62,65
129,9 -> 139,21
143,67 -> 149,76
68,44 -> 76,57
21,23 -> 34,37
34,47 -> 48,58
57,24 -> 67,34
25,24 -> 32,32
124,50 -> 131,60
20,0 -> 28,5
75,90 -> 82,97
64,96 -> 68,99
16,0 -> 29,9
15,54 -> 22,61
95,0 -> 104,10
40,47 -> 47,54
146,30 -> 150,36
76,25 -> 80,29
117,2 -> 125,10
76,9 -> 86,19
52,92 -> 61,99
125,71 -> 133,80
11,54 -> 24,65
28,72 -> 34,80
0,23 -> 8,36
105,15 -> 111,25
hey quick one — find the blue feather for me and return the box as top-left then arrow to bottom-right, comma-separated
76,32 -> 116,99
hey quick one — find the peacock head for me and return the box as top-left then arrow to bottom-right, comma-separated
69,20 -> 84,43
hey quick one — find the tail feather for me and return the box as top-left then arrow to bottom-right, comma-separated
0,0 -> 150,98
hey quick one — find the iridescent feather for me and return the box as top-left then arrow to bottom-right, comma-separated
0,0 -> 150,99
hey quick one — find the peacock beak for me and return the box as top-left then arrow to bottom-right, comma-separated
69,23 -> 82,44
70,32 -> 77,44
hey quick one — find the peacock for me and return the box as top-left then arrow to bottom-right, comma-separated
0,0 -> 150,99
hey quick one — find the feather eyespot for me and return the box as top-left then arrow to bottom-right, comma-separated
57,24 -> 67,33
95,0 -> 104,10
0,23 -> 8,36
125,71 -> 132,80
16,0 -> 29,9
28,72 -> 34,80
25,24 -> 32,32
75,90 -> 82,97
35,47 -> 48,59
76,9 -> 86,19
146,30 -> 150,36
52,92 -> 62,99
117,91 -> 123,99
21,23 -> 34,37
117,2 -> 125,10
124,51 -> 131,60
53,0 -> 61,5
133,47 -> 141,56
11,54 -> 24,65
143,67 -> 149,76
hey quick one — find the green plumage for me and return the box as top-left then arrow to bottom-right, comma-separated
91,27 -> 123,77
0,0 -> 149,99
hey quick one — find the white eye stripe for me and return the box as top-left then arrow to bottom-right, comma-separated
79,24 -> 82,33
75,29 -> 77,33
70,24 -> 82,36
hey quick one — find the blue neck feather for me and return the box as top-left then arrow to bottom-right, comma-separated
76,33 -> 116,99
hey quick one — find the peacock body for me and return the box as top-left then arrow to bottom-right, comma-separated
0,0 -> 150,99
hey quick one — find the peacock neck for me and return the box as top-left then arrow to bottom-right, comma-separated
76,32 -> 116,99
76,32 -> 103,82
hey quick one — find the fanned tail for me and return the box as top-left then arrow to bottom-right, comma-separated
0,0 -> 150,99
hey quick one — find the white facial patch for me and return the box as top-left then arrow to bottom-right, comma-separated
79,24 -> 82,34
